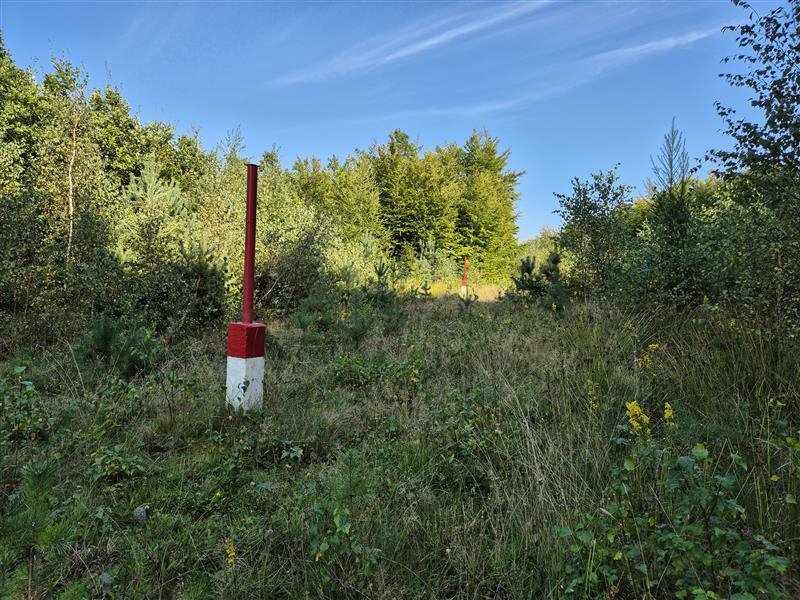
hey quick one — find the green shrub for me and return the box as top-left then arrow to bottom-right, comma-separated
0,458 -> 73,598
126,245 -> 226,331
508,252 -> 568,310
291,282 -> 339,333
0,367 -> 56,443
510,256 -> 547,300
78,316 -> 161,378
308,505 -> 380,579
89,443 -> 147,485
426,388 -> 506,495
558,409 -> 793,599
337,297 -> 375,348
256,220 -> 331,315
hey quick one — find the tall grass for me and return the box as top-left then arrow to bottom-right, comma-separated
0,299 -> 797,597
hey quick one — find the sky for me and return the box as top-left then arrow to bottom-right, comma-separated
0,0 -> 770,239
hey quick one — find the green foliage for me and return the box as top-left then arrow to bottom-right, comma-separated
510,256 -> 547,301
517,227 -> 559,267
405,238 -> 455,286
1,40 -> 523,338
547,3 -> 800,332
258,221 -> 332,316
614,182 -> 794,315
0,367 -> 56,443
556,167 -> 633,296
78,316 -> 161,377
3,4 -> 800,596
0,458 -> 73,598
2,298 -> 799,596
291,282 -> 339,335
455,130 -> 521,280
116,160 -> 226,329
509,252 -> 568,310
708,0 -> 800,328
89,443 -> 147,485
0,53 -> 228,335
708,0 -> 800,206
372,131 -> 458,260
367,129 -> 519,280
559,436 -> 791,598
337,296 -> 375,348
308,505 -> 380,574
288,258 -> 408,348
127,242 -> 226,330
557,117 -> 799,331
649,118 -> 690,226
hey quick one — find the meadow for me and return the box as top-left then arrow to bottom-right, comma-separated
2,1 -> 800,597
2,290 -> 798,598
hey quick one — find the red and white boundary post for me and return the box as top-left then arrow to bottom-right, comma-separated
226,164 -> 265,411
460,255 -> 468,299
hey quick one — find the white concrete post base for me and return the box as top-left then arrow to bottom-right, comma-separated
226,356 -> 264,411
226,320 -> 266,412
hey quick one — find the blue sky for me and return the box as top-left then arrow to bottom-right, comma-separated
1,0 -> 766,239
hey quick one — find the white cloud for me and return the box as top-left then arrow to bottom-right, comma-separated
585,27 -> 720,71
271,1 -> 551,86
335,25 -> 722,123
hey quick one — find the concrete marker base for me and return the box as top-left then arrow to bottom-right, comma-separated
226,321 -> 266,411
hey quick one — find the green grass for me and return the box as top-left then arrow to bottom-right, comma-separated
1,299 -> 798,598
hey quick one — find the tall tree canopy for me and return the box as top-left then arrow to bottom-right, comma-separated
0,43 -> 524,332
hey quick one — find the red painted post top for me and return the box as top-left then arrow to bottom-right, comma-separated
228,322 -> 266,358
242,164 -> 258,323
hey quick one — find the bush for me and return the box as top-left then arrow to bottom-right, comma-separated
0,367 -> 56,443
78,316 -> 161,378
256,223 -> 331,315
404,238 -> 456,286
558,405 -> 794,599
125,243 -> 226,331
508,252 -> 568,310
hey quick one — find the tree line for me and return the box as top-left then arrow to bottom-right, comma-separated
0,33 -> 520,340
2,0 -> 799,342
520,0 -> 799,333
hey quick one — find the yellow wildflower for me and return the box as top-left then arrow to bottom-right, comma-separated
770,474 -> 779,482
625,401 -> 651,439
224,537 -> 236,567
613,551 -> 623,561
664,402 -> 675,428
635,353 -> 653,371
635,342 -> 660,371
584,379 -> 600,410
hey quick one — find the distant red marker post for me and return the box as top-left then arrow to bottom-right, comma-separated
226,164 -> 265,411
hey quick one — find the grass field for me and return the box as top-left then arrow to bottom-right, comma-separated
1,297 -> 798,598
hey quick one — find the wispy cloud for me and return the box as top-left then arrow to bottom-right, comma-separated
332,25 -> 722,125
585,27 -> 720,71
271,1 -> 551,86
